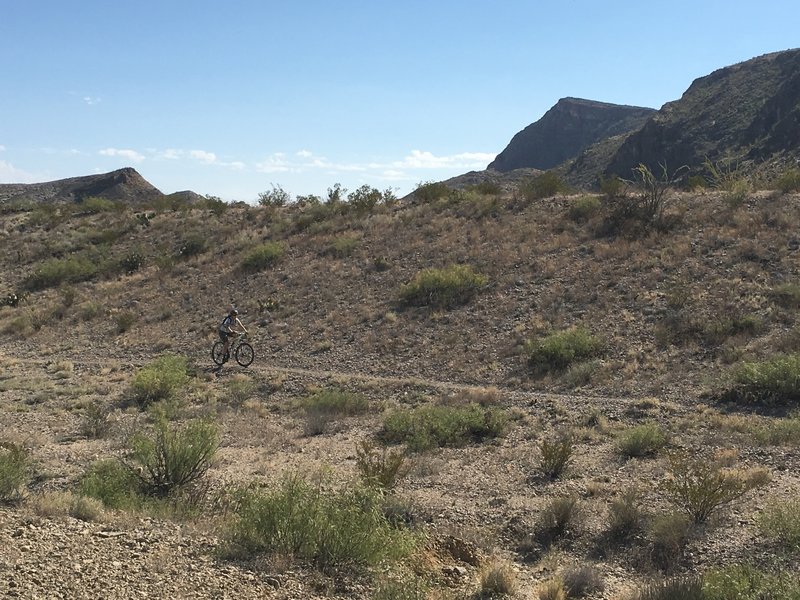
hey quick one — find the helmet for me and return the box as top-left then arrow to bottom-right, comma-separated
231,308 -> 238,315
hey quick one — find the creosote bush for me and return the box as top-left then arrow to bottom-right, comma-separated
413,181 -> 450,203
0,441 -> 31,504
526,326 -> 604,374
606,488 -> 644,541
355,439 -> 406,489
380,403 -> 508,452
399,265 -> 487,309
241,241 -> 286,272
129,354 -> 190,408
538,433 -> 574,479
520,171 -> 569,200
617,422 -> 668,458
222,475 -> 417,569
660,454 -> 750,523
776,167 -> 800,193
725,353 -> 800,404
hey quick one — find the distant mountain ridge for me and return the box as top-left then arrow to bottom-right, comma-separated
489,97 -> 655,172
478,48 -> 800,189
0,168 -> 166,206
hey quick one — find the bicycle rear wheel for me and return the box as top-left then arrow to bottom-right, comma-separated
211,341 -> 227,366
235,342 -> 254,367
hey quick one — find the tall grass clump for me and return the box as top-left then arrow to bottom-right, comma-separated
776,167 -> 800,193
755,413 -> 800,446
704,564 -> 800,599
241,242 -> 286,272
299,388 -> 369,435
380,403 -> 508,452
770,283 -> 800,309
355,440 -> 406,489
222,475 -> 418,569
128,354 -> 190,408
0,441 -> 31,504
538,433 -> 574,479
758,498 -> 800,550
399,265 -> 487,309
526,327 -> 604,374
725,353 -> 800,405
79,459 -> 141,509
23,254 -> 101,291
630,576 -> 703,600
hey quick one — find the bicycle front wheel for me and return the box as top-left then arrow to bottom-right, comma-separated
235,342 -> 254,367
211,341 -> 227,366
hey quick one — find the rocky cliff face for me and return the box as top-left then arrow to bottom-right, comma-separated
0,167 -> 164,206
602,49 -> 800,178
488,98 -> 655,172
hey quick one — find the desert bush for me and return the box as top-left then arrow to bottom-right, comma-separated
725,353 -> 800,404
630,576 -> 703,600
177,235 -> 207,259
115,310 -> 137,334
201,195 -> 227,215
327,235 -> 360,258
23,253 -> 101,291
79,459 -> 141,509
226,374 -> 256,410
776,167 -> 800,193
704,157 -> 751,206
125,418 -> 218,498
562,565 -> 605,598
299,388 -> 369,435
617,422 -> 668,458
468,180 -> 503,196
770,283 -> 800,309
535,496 -> 580,546
347,184 -> 394,214
80,400 -> 113,439
538,578 -> 567,600
519,171 -> 569,201
702,313 -> 763,345
374,577 -> 428,600
77,196 -> 124,214
355,440 -> 406,489
755,413 -> 800,445
241,242 -> 286,272
128,354 -> 190,408
399,265 -> 487,309
648,511 -> 692,572
599,174 -> 626,199
414,181 -> 450,202
222,475 -> 417,569
478,559 -> 518,598
30,490 -> 104,521
704,564 -> 800,599
537,433 -> 574,479
758,497 -> 800,550
380,403 -> 508,452
0,441 -> 30,504
257,184 -> 290,207
567,195 -> 602,223
661,454 -> 749,523
526,326 -> 604,374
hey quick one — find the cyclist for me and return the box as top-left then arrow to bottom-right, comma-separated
218,307 -> 248,362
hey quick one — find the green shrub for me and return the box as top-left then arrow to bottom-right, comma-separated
223,475 -> 417,569
519,171 -> 569,200
399,265 -> 487,309
78,196 -> 124,214
567,195 -> 602,222
661,454 -> 749,523
80,400 -> 113,439
617,422 -> 668,458
380,403 -> 508,452
79,459 -> 141,509
534,496 -> 580,546
704,564 -> 800,599
178,235 -> 208,259
478,560 -> 518,597
414,181 -> 450,202
599,174 -> 626,199
776,167 -> 800,193
771,283 -> 800,309
755,413 -> 800,445
23,254 -> 101,291
758,498 -> 800,550
538,433 -> 573,479
704,157 -> 751,206
257,184 -> 290,207
468,180 -> 502,196
115,310 -> 137,334
726,353 -> 800,404
241,242 -> 286,272
355,440 -> 406,489
126,418 -> 218,498
347,184 -> 394,214
0,441 -> 30,504
606,488 -> 643,541
129,354 -> 190,408
374,578 -> 428,600
328,235 -> 360,258
648,512 -> 692,572
526,326 -> 604,374
562,566 -> 604,598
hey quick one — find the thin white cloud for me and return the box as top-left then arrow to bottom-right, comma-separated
296,150 -> 313,158
255,153 -> 293,173
0,160 -> 37,183
160,149 -> 183,160
189,150 -> 217,164
0,145 -> 5,152
394,150 -> 495,169
99,148 -> 145,162
83,96 -> 102,105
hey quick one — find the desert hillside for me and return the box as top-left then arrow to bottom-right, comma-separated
2,170 -> 800,598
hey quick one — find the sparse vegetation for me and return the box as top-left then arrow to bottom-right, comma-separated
617,422 -> 668,458
257,184 -> 291,207
520,171 -> 569,200
128,354 -> 190,408
758,497 -> 800,550
355,439 -> 406,489
299,388 -> 369,435
526,327 -> 604,374
537,433 -> 574,479
241,241 -> 286,272
0,441 -> 30,504
725,353 -> 800,404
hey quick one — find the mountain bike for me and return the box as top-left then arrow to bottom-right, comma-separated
212,334 -> 254,367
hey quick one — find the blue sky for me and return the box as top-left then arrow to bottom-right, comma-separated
1,1 -> 798,202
